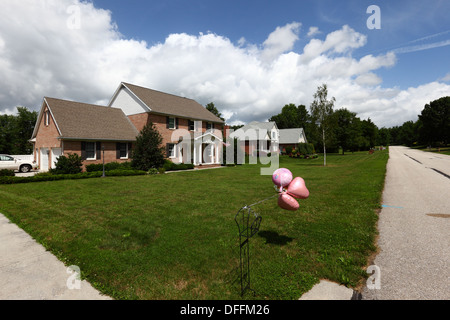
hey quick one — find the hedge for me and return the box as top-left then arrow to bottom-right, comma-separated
0,169 -> 146,185
85,162 -> 133,172
163,160 -> 195,172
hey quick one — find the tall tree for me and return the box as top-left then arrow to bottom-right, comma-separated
332,108 -> 360,155
310,84 -> 336,166
131,121 -> 166,171
205,102 -> 225,121
418,96 -> 450,146
0,106 -> 37,155
269,103 -> 309,129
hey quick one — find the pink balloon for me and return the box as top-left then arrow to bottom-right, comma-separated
286,177 -> 310,200
272,168 -> 293,188
278,192 -> 300,211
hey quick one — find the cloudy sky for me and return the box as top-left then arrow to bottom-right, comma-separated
1,0 -> 449,128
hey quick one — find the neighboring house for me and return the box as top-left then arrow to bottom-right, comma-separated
108,82 -> 225,166
229,121 -> 279,155
31,82 -> 225,171
279,128 -> 308,153
31,97 -> 139,171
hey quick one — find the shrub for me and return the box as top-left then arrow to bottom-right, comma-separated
163,160 -> 194,171
0,169 -> 147,184
50,153 -> 83,174
0,169 -> 15,177
85,162 -> 132,172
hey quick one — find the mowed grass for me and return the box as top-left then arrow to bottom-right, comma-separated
0,150 -> 388,300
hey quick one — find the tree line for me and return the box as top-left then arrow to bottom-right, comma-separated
0,107 -> 38,155
1,92 -> 448,156
267,86 -> 449,154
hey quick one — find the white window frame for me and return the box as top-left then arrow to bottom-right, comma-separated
168,117 -> 176,130
119,143 -> 129,160
167,143 -> 176,158
85,142 -> 96,160
45,111 -> 50,126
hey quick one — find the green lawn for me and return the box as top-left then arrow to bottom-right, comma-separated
0,150 -> 388,300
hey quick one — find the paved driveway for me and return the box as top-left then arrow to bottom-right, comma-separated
362,146 -> 450,300
0,214 -> 111,300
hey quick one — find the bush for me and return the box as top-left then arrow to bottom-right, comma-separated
0,169 -> 15,177
85,162 -> 132,172
0,169 -> 147,185
163,160 -> 194,171
50,153 -> 82,174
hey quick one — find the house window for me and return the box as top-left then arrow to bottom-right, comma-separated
118,143 -> 128,159
167,143 -> 176,158
168,117 -> 176,129
206,122 -> 213,131
44,111 -> 50,126
188,120 -> 195,131
85,142 -> 96,160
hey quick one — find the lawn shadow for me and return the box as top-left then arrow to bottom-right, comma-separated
257,230 -> 294,245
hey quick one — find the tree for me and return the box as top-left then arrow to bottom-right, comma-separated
332,108 -> 361,155
269,104 -> 309,129
205,102 -> 225,121
418,96 -> 450,146
14,107 -> 38,154
360,118 -> 378,149
0,106 -> 37,155
310,84 -> 336,166
131,121 -> 166,171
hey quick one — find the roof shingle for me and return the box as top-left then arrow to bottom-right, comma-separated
45,97 -> 138,141
122,82 -> 224,123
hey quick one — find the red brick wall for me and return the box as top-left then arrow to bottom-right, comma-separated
64,141 -> 131,171
34,105 -> 62,169
128,112 -> 224,150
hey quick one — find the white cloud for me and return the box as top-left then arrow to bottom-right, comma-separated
307,26 -> 321,37
0,0 -> 449,129
260,22 -> 301,63
440,72 -> 450,82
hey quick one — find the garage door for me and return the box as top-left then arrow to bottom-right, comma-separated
40,148 -> 49,172
51,148 -> 62,169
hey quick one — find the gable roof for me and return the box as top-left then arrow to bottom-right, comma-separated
229,121 -> 277,140
33,97 -> 139,141
115,82 -> 224,123
279,128 -> 307,144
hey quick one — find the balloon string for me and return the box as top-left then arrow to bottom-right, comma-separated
246,193 -> 279,209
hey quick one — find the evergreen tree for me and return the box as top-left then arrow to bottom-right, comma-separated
131,121 -> 166,171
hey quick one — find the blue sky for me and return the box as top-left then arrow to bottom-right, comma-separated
92,0 -> 450,89
1,0 -> 449,127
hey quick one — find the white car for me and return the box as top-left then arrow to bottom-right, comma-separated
0,154 -> 38,173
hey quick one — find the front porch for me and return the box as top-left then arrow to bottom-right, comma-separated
176,131 -> 223,166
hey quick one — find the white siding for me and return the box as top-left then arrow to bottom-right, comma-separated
109,87 -> 149,116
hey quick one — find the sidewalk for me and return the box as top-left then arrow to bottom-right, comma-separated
0,214 -> 111,300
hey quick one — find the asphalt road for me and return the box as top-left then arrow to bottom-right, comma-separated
362,146 -> 450,300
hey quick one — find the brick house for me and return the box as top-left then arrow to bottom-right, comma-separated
31,83 -> 225,171
108,82 -> 225,166
31,97 -> 139,171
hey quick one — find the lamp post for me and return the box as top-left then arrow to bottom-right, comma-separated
102,145 -> 105,178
